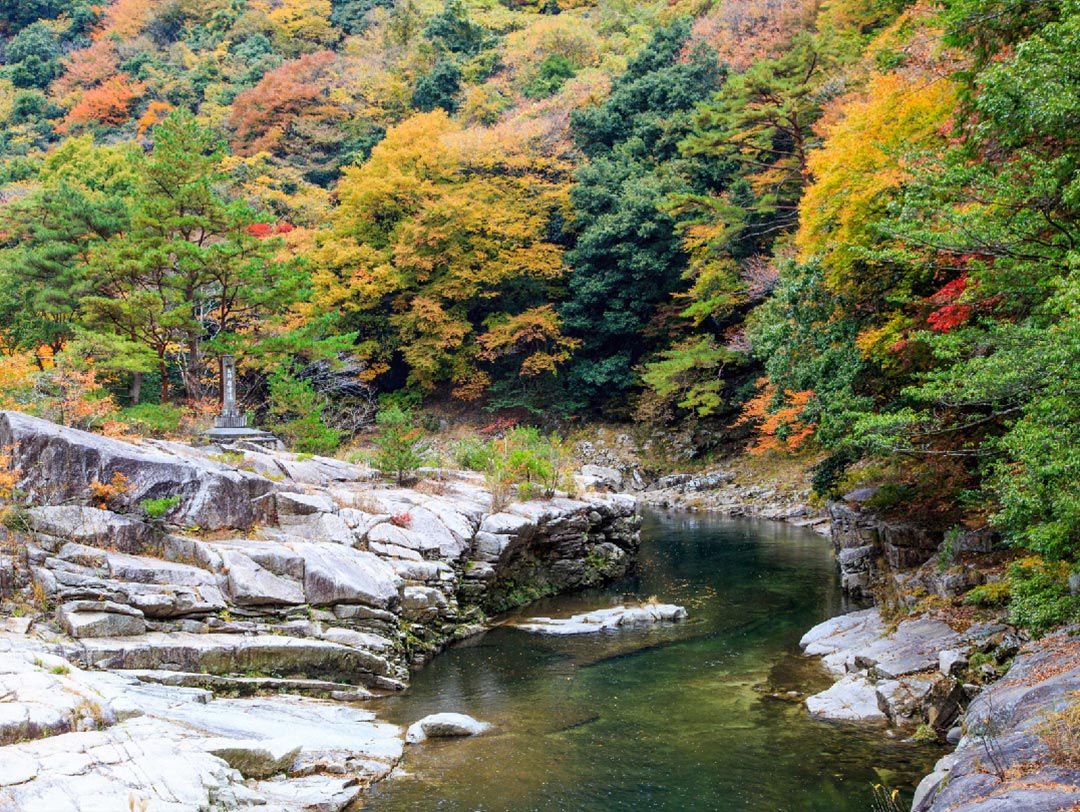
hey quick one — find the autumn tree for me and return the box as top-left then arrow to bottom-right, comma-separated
311,110 -> 574,403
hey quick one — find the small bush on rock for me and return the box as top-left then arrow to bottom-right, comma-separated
373,407 -> 429,484
1006,556 -> 1080,635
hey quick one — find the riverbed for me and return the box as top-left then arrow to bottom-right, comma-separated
365,510 -> 942,811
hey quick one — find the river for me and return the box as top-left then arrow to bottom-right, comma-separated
365,510 -> 942,811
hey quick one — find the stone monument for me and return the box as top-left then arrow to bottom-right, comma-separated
202,355 -> 281,448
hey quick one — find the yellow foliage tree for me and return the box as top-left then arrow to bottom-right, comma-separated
311,110 -> 574,399
797,64 -> 958,296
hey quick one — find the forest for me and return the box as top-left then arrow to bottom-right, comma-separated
1,0 -> 1079,628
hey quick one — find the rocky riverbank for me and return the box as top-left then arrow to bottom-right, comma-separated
800,491 -> 1080,811
0,410 -> 641,810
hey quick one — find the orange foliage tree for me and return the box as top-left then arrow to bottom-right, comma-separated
229,50 -> 343,157
737,378 -> 816,454
58,74 -> 144,133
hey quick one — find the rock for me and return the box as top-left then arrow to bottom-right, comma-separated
939,648 -> 968,677
277,491 -> 337,516
513,604 -> 686,635
203,737 -> 301,778
860,617 -> 964,679
280,512 -> 356,546
800,609 -> 885,674
479,512 -> 532,536
287,542 -> 401,609
0,410 -> 278,530
405,712 -> 491,744
0,617 -> 32,635
252,775 -> 364,812
401,586 -> 449,621
218,549 -> 305,606
805,674 -> 888,722
578,465 -> 623,491
875,676 -> 936,725
23,506 -> 151,554
209,538 -> 305,580
57,607 -> 146,639
918,628 -> 1080,812
73,632 -> 398,686
945,726 -> 962,744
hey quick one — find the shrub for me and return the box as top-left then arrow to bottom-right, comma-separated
451,436 -> 495,471
1007,556 -> 1080,635
1038,692 -> 1080,769
373,407 -> 429,484
266,370 -> 341,455
113,403 -> 185,436
140,495 -> 181,520
89,472 -> 132,510
963,581 -> 1011,607
484,426 -> 571,506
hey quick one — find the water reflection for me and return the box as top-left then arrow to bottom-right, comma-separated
365,511 -> 942,812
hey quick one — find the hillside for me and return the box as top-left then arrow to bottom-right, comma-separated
1,0 -> 1079,638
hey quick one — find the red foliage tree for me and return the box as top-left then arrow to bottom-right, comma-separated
229,51 -> 343,157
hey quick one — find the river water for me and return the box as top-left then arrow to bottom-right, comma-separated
365,510 -> 942,812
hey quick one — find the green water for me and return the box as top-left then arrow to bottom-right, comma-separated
365,511 -> 941,812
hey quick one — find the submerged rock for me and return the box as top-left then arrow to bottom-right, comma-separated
513,603 -> 686,635
405,712 -> 492,744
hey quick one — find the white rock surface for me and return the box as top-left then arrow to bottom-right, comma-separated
405,712 -> 492,744
805,674 -> 888,722
513,604 -> 686,635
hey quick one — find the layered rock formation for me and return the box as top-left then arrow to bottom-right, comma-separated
914,629 -> 1080,812
0,411 -> 641,810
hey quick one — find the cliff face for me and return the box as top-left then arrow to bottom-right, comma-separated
0,411 -> 641,810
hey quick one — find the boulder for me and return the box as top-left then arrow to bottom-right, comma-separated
252,775 -> 364,812
939,648 -> 968,678
203,737 -> 301,778
23,506 -> 151,554
513,604 -> 686,635
875,675 -> 936,725
405,712 -> 491,744
276,491 -> 337,517
401,586 -> 450,621
217,549 -> 305,606
578,465 -> 623,491
57,607 -> 146,639
0,410 -> 278,530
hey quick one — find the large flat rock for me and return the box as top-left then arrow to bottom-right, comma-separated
805,673 -> 888,722
0,410 -> 278,530
287,542 -> 402,610
72,632 -> 397,685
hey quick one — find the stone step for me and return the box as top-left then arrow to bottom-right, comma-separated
69,632 -> 404,689
117,669 -> 376,699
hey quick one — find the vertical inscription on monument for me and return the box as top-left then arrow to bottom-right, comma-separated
213,355 -> 248,429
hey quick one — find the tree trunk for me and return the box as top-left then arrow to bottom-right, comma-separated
159,359 -> 170,404
129,371 -> 142,406
186,339 -> 201,400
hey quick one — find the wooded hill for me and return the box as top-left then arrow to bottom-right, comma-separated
2,0 -> 1080,626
